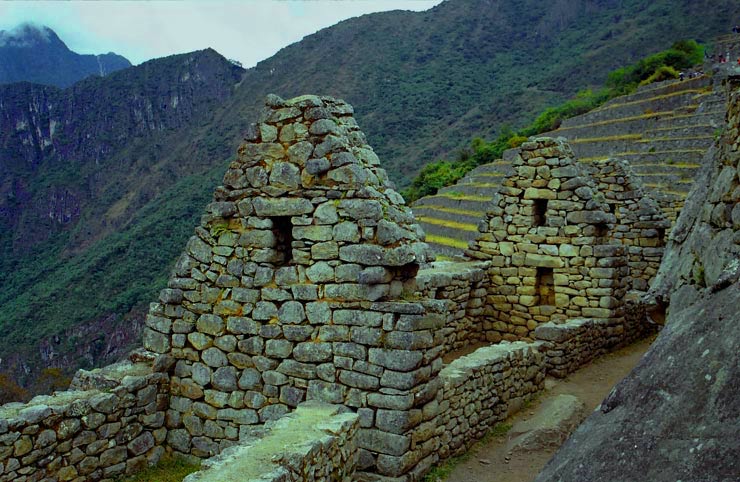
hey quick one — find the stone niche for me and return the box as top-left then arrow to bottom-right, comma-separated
467,137 -> 629,341
142,94 -> 446,480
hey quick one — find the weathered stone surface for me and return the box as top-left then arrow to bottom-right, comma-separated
537,285 -> 740,482
507,394 -> 584,452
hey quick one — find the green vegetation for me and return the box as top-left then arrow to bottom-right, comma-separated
119,455 -> 200,482
402,40 -> 704,203
0,160 -> 227,386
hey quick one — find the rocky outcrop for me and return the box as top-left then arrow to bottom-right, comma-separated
535,74 -> 740,482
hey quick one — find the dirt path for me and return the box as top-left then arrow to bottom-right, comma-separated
442,336 -> 655,482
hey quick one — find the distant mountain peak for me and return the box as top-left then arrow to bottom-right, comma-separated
0,23 -> 59,48
0,24 -> 131,88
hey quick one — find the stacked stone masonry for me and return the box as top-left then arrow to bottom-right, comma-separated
433,342 -> 545,460
414,261 -> 492,357
183,403 -> 358,482
588,159 -> 670,291
0,357 -> 169,482
0,96 -> 666,482
466,138 -> 631,341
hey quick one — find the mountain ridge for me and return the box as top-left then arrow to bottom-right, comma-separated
0,23 -> 131,88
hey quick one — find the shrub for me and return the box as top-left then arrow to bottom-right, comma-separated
639,65 -> 679,86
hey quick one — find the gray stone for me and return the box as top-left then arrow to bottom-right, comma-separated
507,394 -> 585,453
277,301 -> 306,324
269,162 -> 301,189
338,370 -> 379,390
238,368 -> 262,390
306,157 -> 331,175
90,393 -> 119,414
306,302 -> 331,324
369,349 -> 423,372
333,221 -> 361,242
265,339 -> 294,358
252,197 -> 313,217
287,141 -> 313,165
277,360 -> 316,379
202,347 -> 228,368
196,314 -> 225,336
212,367 -> 238,392
357,429 -> 410,456
227,317 -> 258,335
293,342 -> 333,363
253,301 -> 278,320
18,405 -> 52,424
306,261 -> 335,283
143,328 -> 171,354
539,284 -> 740,481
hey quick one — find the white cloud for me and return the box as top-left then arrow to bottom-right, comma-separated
0,1 -> 442,67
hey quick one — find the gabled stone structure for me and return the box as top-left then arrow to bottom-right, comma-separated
467,138 -> 628,341
590,158 -> 671,291
142,94 -> 445,478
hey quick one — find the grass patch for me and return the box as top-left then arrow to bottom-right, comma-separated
425,234 -> 471,250
414,206 -> 484,217
423,423 -> 513,481
434,192 -> 493,202
593,89 -> 707,111
417,217 -> 479,232
557,111 -> 672,131
570,134 -> 643,143
120,455 -> 200,482
636,135 -> 713,142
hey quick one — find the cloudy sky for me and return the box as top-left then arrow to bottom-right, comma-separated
0,1 -> 442,68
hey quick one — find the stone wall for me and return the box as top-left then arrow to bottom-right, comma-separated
0,357 -> 169,482
415,261 -> 491,357
590,159 -> 670,291
141,94 -> 449,480
433,342 -> 545,461
534,297 -> 653,378
183,402 -> 358,482
467,138 -> 629,341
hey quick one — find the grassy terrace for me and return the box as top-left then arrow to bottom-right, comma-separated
578,148 -> 707,162
570,134 -> 643,143
637,162 -> 701,168
591,89 -> 710,111
557,111 -> 673,131
425,234 -> 471,250
636,135 -> 713,142
416,216 -> 480,232
412,205 -> 485,217
427,192 -> 494,202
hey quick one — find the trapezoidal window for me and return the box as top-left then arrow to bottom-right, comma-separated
594,223 -> 609,238
536,267 -> 555,306
272,216 -> 294,265
656,228 -> 666,247
533,199 -> 548,227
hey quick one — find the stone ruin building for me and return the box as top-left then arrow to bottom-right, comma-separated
465,139 -> 670,344
0,94 -> 686,482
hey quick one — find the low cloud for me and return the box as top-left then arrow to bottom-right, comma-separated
0,22 -> 53,47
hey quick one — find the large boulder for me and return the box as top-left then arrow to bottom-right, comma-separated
535,283 -> 740,482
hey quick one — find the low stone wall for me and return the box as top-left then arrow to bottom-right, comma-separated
183,402 -> 358,482
433,342 -> 546,461
534,298 -> 654,378
415,261 -> 490,356
0,359 -> 169,482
